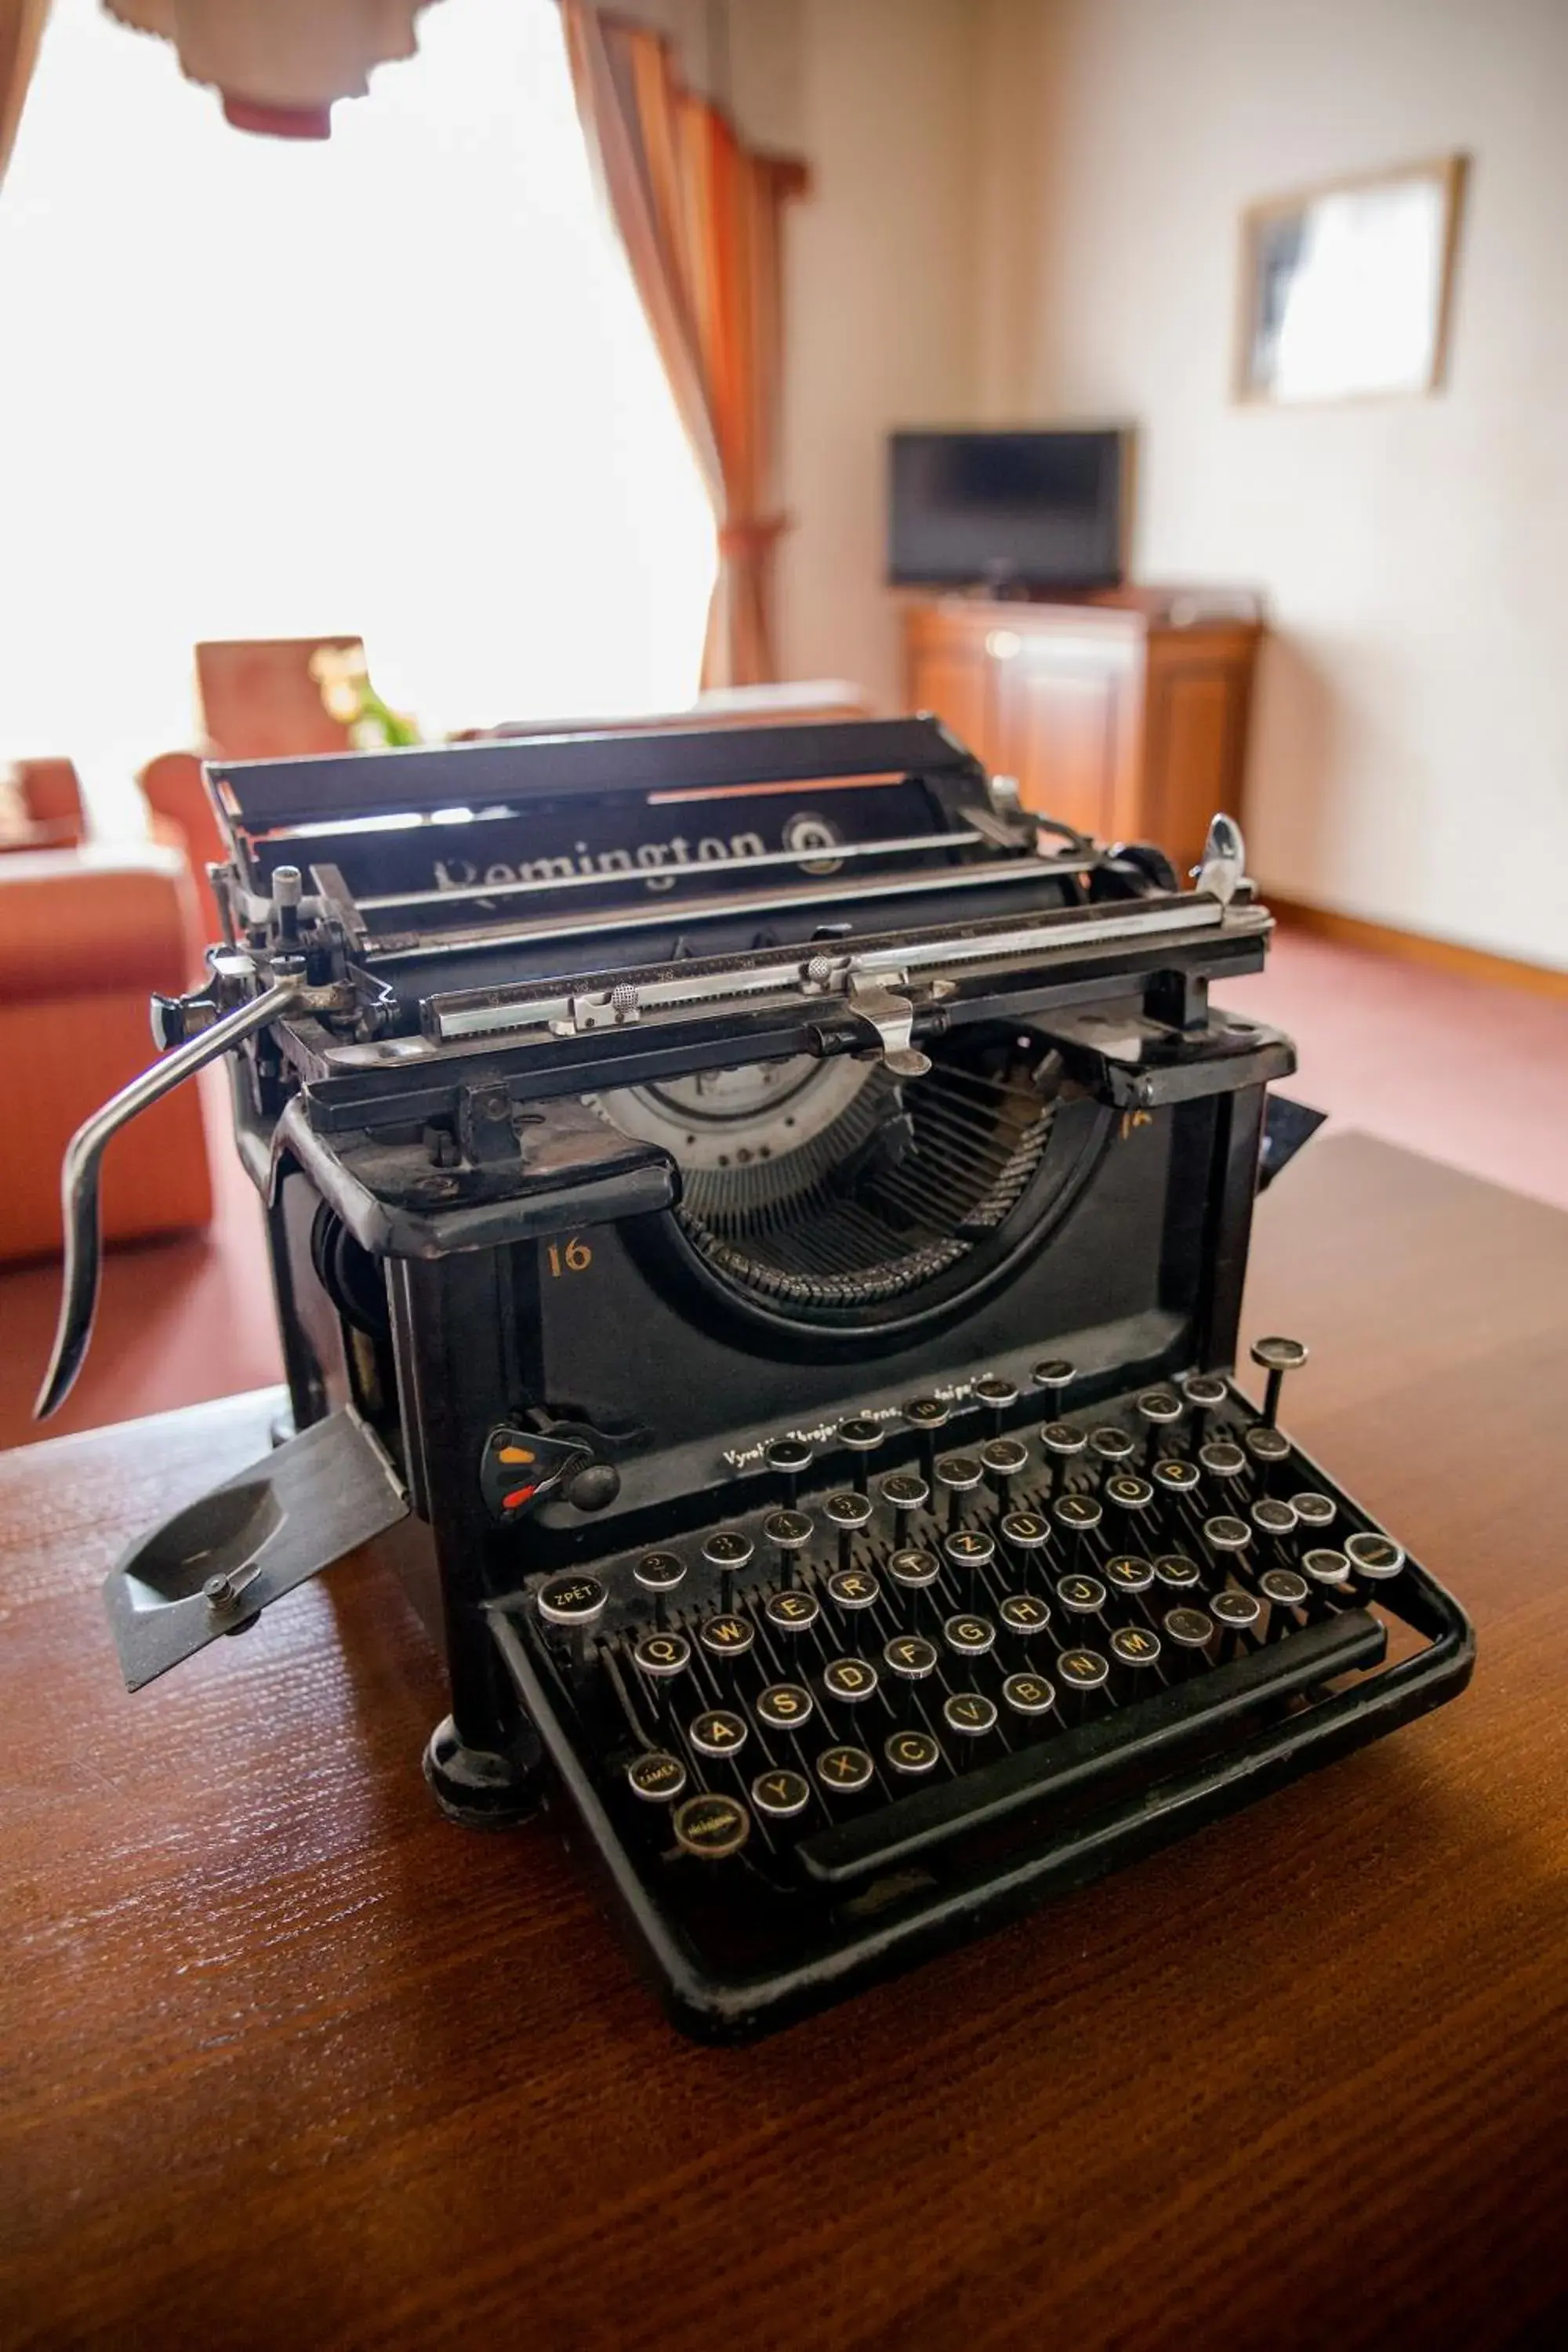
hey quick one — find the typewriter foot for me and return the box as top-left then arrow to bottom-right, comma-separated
423,1715 -> 545,1828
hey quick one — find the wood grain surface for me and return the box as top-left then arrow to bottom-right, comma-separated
3,1133 -> 1566,2352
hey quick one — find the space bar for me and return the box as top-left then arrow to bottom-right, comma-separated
798,1606 -> 1386,1889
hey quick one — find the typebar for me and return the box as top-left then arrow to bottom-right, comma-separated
798,1605 -> 1386,1888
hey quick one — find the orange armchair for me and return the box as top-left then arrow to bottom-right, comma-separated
0,840 -> 214,1265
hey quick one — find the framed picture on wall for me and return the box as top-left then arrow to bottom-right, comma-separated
1236,155 -> 1468,405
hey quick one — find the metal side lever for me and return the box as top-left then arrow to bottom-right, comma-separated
102,1405 -> 409,1689
34,978 -> 304,1420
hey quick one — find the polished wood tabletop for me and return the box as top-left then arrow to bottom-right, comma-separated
3,1134 -> 1566,2352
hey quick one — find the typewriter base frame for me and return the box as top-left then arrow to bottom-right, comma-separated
488,1420 -> 1474,2045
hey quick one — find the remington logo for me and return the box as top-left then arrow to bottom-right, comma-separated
434,827 -> 772,897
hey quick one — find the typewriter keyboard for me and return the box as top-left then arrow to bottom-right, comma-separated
502,1352 -> 1451,2028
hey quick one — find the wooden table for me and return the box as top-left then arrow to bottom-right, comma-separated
4,1134 -> 1566,2352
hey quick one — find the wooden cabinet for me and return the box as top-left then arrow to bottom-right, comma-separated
904,591 -> 1262,873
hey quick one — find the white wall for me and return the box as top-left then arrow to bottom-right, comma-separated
774,0 -> 981,709
972,0 -> 1568,969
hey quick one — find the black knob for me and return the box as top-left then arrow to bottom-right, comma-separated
567,1461 -> 620,1513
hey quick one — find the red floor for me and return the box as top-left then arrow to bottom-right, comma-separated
2,925 -> 1565,1453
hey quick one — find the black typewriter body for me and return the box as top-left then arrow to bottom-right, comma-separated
46,717 -> 1474,2039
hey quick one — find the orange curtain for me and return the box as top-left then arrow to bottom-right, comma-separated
560,2 -> 800,689
1,0 -> 50,182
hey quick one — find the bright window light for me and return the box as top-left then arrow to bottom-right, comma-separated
0,0 -> 717,821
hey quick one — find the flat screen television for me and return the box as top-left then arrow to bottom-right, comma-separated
887,427 -> 1129,592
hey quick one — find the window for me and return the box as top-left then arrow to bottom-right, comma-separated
0,0 -> 717,816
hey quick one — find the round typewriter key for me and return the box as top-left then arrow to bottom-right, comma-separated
1303,1546 -> 1352,1588
981,1435 -> 1030,1488
1000,1592 -> 1051,1635
828,1566 -> 881,1611
885,1728 -> 941,1775
1203,1515 -> 1252,1555
1111,1624 -> 1163,1670
905,1395 -> 950,1476
1345,1531 -> 1407,1580
1053,1492 -> 1102,1534
1163,1606 -> 1215,1651
1211,1587 -> 1262,1632
673,1791 -> 750,1859
884,1633 -> 938,1680
1106,1553 -> 1155,1594
1000,1508 -> 1051,1554
944,1691 -> 998,1737
751,1767 -> 811,1820
627,1750 -> 687,1802
838,1414 -> 886,1493
943,1526 -> 996,1572
1057,1647 -> 1109,1692
1032,1358 -> 1076,1395
1105,1472 -> 1154,1512
824,1490 -> 873,1530
764,1508 -> 813,1552
1200,1439 -> 1247,1479
1291,1490 -> 1337,1530
765,1588 -> 821,1634
765,1437 -> 814,1479
815,1744 -> 874,1793
824,1489 -> 873,1572
703,1527 -> 754,1611
1250,1333 -> 1308,1426
765,1436 -> 813,1507
1137,1388 -> 1183,1427
1153,1457 -> 1201,1495
823,1657 -> 880,1704
1245,1425 -> 1291,1469
1089,1425 -> 1135,1463
1252,1497 -> 1298,1539
880,1468 -> 930,1516
1002,1671 -> 1056,1717
699,1613 -> 755,1658
536,1573 -> 608,1629
1181,1371 -> 1229,1412
1056,1573 -> 1106,1616
1136,1388 -> 1182,1466
943,1613 -> 996,1657
1261,1566 -> 1309,1610
935,1451 -> 985,1531
1154,1554 -> 1202,1589
1042,1420 -> 1087,1458
756,1682 -> 815,1731
634,1630 -> 691,1678
764,1506 -> 814,1586
888,1545 -> 940,1590
974,1370 -> 1020,1421
690,1708 -> 749,1758
634,1550 -> 686,1594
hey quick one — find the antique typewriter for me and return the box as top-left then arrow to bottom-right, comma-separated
38,716 -> 1474,2038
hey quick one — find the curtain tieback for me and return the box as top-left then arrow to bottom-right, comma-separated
717,513 -> 790,556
